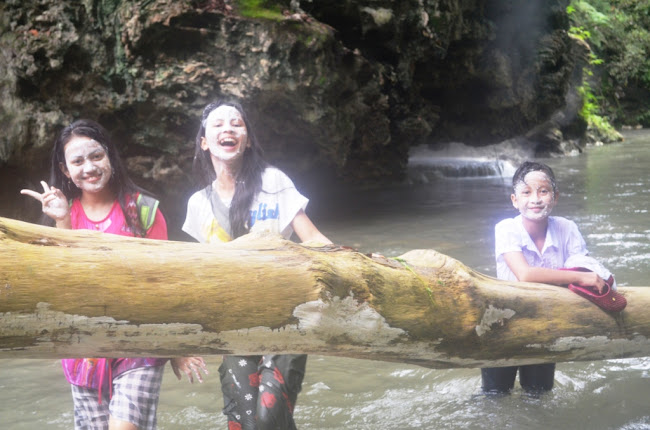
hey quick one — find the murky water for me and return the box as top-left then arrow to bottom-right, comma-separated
1,132 -> 649,429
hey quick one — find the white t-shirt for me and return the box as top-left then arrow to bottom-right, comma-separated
183,167 -> 309,243
495,215 -> 588,281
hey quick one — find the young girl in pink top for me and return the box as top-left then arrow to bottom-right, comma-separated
22,119 -> 206,429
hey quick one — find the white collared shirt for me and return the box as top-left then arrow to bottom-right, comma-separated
495,215 -> 588,281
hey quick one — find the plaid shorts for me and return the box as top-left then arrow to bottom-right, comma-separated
70,365 -> 165,430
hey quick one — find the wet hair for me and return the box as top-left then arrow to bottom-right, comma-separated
192,100 -> 268,238
512,161 -> 558,195
48,119 -> 149,236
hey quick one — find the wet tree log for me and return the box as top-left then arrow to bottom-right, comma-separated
1,216 -> 649,368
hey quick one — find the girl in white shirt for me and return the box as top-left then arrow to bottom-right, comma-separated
183,100 -> 332,429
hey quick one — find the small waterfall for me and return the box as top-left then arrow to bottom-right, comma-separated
407,141 -> 532,182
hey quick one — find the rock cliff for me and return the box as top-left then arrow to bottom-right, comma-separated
0,0 -> 582,233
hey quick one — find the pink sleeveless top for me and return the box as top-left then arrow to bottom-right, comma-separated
61,194 -> 168,391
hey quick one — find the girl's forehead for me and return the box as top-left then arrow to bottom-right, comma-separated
63,136 -> 104,154
206,106 -> 243,123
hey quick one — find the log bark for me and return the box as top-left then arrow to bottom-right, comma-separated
1,216 -> 649,368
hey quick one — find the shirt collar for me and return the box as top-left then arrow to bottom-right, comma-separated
516,215 -> 558,256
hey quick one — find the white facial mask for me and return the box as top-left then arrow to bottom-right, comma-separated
512,171 -> 556,221
203,106 -> 249,162
63,137 -> 112,194
521,203 -> 553,221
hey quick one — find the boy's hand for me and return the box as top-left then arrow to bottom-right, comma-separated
575,272 -> 607,294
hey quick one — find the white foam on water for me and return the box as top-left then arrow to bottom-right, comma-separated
407,141 -> 524,180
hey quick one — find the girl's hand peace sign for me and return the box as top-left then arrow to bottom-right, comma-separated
21,181 -> 70,224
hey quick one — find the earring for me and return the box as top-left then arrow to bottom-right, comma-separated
67,178 -> 78,190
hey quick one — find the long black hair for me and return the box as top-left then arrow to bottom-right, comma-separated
193,100 -> 268,238
49,119 -> 149,236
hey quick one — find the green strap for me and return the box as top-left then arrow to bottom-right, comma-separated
136,193 -> 159,231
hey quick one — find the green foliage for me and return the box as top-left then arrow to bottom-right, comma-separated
567,0 -> 609,48
635,110 -> 650,127
568,0 -> 650,128
568,5 -> 617,137
568,25 -> 591,41
604,5 -> 650,88
236,0 -> 284,20
577,79 -> 614,134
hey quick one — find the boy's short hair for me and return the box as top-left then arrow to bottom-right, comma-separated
512,161 -> 557,194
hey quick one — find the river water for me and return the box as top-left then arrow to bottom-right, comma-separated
1,132 -> 649,429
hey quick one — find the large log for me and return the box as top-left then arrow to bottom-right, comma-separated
1,216 -> 649,368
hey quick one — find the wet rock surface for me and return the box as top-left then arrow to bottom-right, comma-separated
0,0 -> 582,234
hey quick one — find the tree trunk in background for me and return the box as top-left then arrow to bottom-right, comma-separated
1,216 -> 649,367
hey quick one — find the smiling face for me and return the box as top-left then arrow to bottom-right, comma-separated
201,105 -> 249,163
61,136 -> 112,194
511,170 -> 557,221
